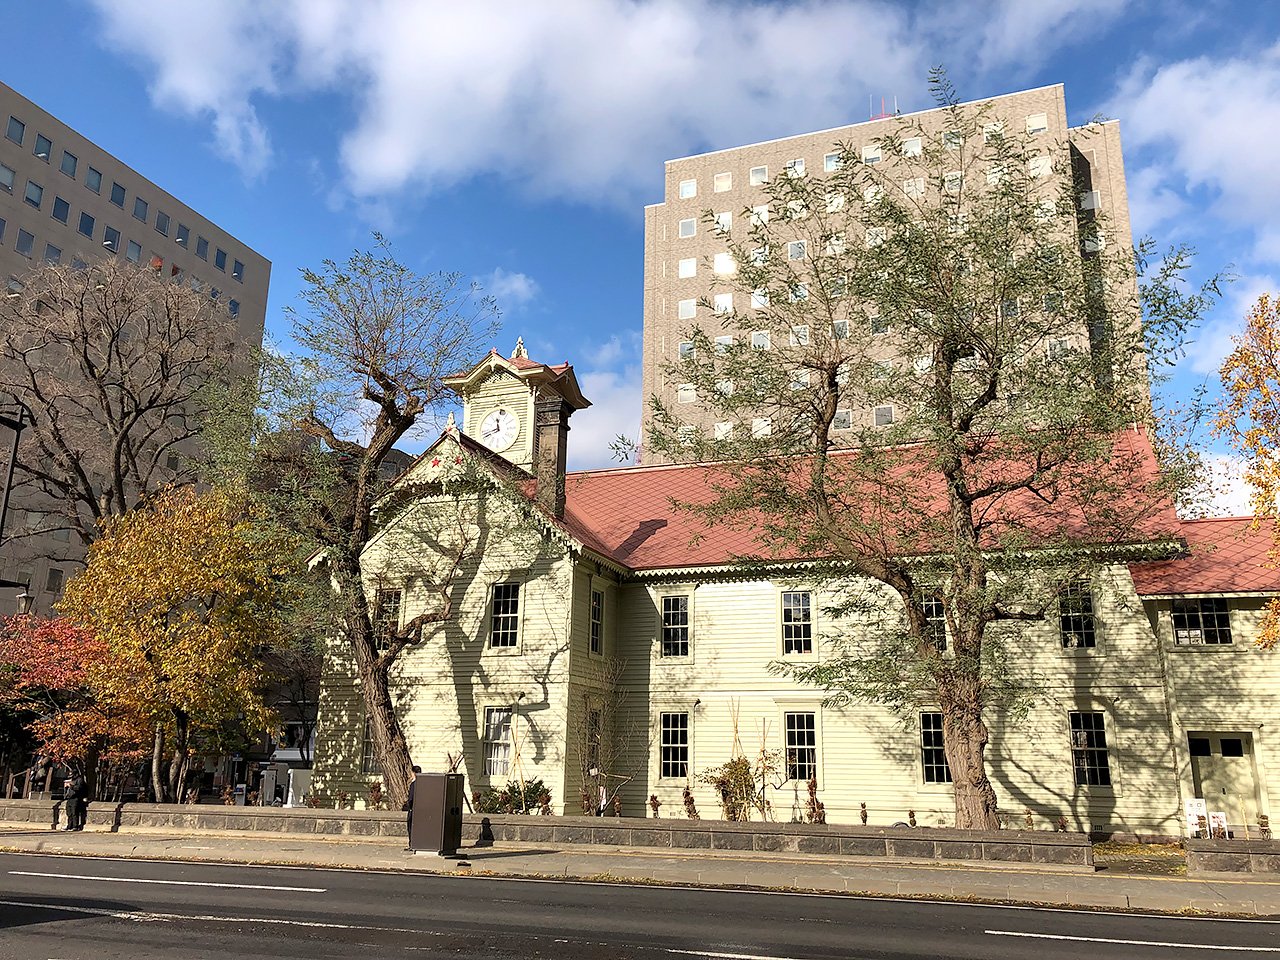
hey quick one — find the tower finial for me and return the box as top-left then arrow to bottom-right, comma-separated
511,336 -> 528,360
445,410 -> 458,433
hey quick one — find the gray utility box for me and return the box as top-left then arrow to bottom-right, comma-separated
409,773 -> 465,856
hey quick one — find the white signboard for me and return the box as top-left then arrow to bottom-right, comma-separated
1209,811 -> 1230,838
1185,798 -> 1208,837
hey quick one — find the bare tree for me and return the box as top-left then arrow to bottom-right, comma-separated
0,257 -> 238,552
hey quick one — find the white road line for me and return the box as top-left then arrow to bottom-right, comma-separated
8,870 -> 325,892
0,899 -> 425,932
665,951 -> 813,960
985,929 -> 1280,952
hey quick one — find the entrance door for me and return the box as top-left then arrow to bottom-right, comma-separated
1189,732 -> 1262,831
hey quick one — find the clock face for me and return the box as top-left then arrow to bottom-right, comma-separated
479,407 -> 520,453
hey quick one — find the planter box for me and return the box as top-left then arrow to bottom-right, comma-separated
1187,837 -> 1280,875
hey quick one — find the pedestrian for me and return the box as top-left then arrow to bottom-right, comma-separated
65,772 -> 88,831
403,765 -> 422,839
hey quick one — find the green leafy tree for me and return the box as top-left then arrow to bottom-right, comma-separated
645,73 -> 1217,829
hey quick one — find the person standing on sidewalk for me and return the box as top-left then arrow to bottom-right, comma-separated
65,772 -> 89,831
403,765 -> 422,839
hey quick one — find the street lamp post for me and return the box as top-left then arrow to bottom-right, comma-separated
0,404 -> 32,613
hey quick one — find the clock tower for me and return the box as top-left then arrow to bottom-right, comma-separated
441,338 -> 591,479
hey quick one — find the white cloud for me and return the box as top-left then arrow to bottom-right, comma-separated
1197,452 -> 1256,518
974,0 -> 1129,73
585,331 -> 643,369
1186,273 -> 1276,375
1124,164 -> 1189,236
1107,44 -> 1280,258
484,268 -> 539,312
83,1 -> 1110,203
566,365 -> 642,470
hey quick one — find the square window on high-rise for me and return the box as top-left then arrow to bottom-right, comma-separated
16,229 -> 35,257
944,131 -> 963,151
132,197 -> 148,222
678,178 -> 696,199
823,152 -> 841,173
175,224 -> 190,247
126,240 -> 142,263
1029,155 -> 1052,179
24,180 -> 43,208
678,340 -> 695,360
110,182 -> 126,207
714,210 -> 732,232
787,240 -> 806,261
749,165 -> 768,185
714,422 -> 732,441
983,121 -> 1004,143
6,116 -> 25,145
85,166 -> 102,193
52,197 -> 70,224
785,158 -> 806,177
751,330 -> 771,350
832,409 -> 852,430
677,298 -> 696,320
832,319 -> 849,340
678,218 -> 695,239
714,334 -> 733,354
155,211 -> 170,236
677,257 -> 696,279
33,134 -> 52,160
0,164 -> 13,192
713,252 -> 735,275
752,417 -> 771,438
903,177 -> 925,199
195,236 -> 209,260
228,298 -> 240,319
713,292 -> 733,314
60,151 -> 77,177
873,405 -> 895,426
43,242 -> 61,264
944,171 -> 962,194
901,137 -> 922,157
751,288 -> 769,309
790,323 -> 810,346
78,212 -> 95,239
861,145 -> 881,164
1026,112 -> 1049,135
751,204 -> 769,225
102,226 -> 121,252
713,172 -> 731,192
232,259 -> 245,282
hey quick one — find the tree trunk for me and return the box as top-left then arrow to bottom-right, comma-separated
938,676 -> 1000,830
168,710 -> 189,802
349,603 -> 414,809
150,724 -> 166,802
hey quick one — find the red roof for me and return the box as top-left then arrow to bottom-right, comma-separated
1129,517 -> 1280,596
554,427 -> 1180,572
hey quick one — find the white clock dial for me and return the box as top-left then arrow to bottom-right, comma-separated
479,407 -> 520,453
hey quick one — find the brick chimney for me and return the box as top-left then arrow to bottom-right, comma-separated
534,396 -> 573,518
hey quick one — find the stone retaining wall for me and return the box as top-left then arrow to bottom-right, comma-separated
0,800 -> 1092,869
1187,838 -> 1280,875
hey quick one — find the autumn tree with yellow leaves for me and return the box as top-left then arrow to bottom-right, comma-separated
1218,293 -> 1280,647
59,488 -> 300,801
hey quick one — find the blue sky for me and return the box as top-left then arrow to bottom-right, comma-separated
7,1 -> 1277,508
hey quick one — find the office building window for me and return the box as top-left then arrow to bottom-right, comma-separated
43,243 -> 61,264
751,330 -> 771,350
751,203 -> 769,225
58,151 -> 77,178
33,134 -> 51,160
677,257 -> 696,279
784,712 -> 817,781
15,229 -> 35,257
861,145 -> 881,164
903,177 -> 925,199
714,422 -> 733,440
678,340 -> 695,360
490,582 -> 520,648
482,706 -> 512,776
832,409 -> 852,431
749,165 -> 768,185
660,712 -> 689,779
901,136 -> 922,157
232,259 -> 245,282
1029,155 -> 1052,179
832,318 -> 849,340
824,152 -> 841,172
126,240 -> 142,263
0,218 -> 6,243
1059,579 -> 1096,648
155,211 -> 170,236
713,292 -> 732,314
789,283 -> 809,302
713,252 -> 735,276
786,240 -> 806,262
110,182 -> 126,207
783,158 -> 804,178
228,299 -> 240,319
676,383 -> 696,404
45,568 -> 64,594
943,171 -> 962,194
1171,598 -> 1232,645
175,223 -> 190,247
921,712 -> 952,783
6,116 -> 24,145
0,164 -> 13,192
132,197 -> 148,222
714,334 -> 733,354
661,595 -> 689,657
782,590 -> 812,654
372,587 -> 401,651
1026,112 -> 1049,134
360,714 -> 381,775
24,181 -> 43,208
678,218 -> 695,239
102,226 -> 121,252
922,594 -> 947,651
713,172 -> 731,192
85,166 -> 102,193
790,369 -> 810,391
714,210 -> 732,233
52,197 -> 70,224
752,418 -> 771,437
678,178 -> 696,199
677,298 -> 696,320
944,131 -> 963,151
195,236 -> 209,260
751,289 -> 769,309
215,248 -> 228,271
790,324 -> 809,346
1069,711 -> 1111,786
78,212 -> 95,239
590,588 -> 604,655
873,405 -> 895,426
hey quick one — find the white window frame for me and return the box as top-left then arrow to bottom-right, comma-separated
677,257 -> 696,279
780,589 -> 814,655
482,705 -> 513,778
676,383 -> 697,404
832,408 -> 852,431
659,593 -> 692,658
861,144 -> 882,165
751,204 -> 769,225
823,152 -> 841,173
783,710 -> 819,782
713,252 -> 735,275
982,121 -> 1004,142
751,289 -> 769,310
749,165 -> 768,186
751,330 -> 771,350
903,177 -> 925,199
1028,155 -> 1052,179
714,334 -> 733,354
713,421 -> 733,441
677,298 -> 696,320
715,210 -> 732,232
713,292 -> 733,314
1026,112 -> 1049,135
873,405 -> 895,426
659,711 -> 690,779
786,240 -> 806,261
901,137 -> 922,157
713,171 -> 732,193
824,191 -> 845,213
678,178 -> 697,199
752,417 -> 772,438
589,586 -> 605,656
489,582 -> 522,650
790,324 -> 810,346
678,218 -> 696,238
785,158 -> 806,177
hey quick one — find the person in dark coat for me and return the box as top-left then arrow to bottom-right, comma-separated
65,773 -> 88,831
403,765 -> 422,839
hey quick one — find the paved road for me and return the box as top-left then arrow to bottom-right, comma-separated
0,851 -> 1276,959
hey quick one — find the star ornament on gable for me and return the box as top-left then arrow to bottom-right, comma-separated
431,457 -> 441,467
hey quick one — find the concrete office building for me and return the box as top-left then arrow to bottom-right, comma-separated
640,84 -> 1137,459
0,80 -> 270,612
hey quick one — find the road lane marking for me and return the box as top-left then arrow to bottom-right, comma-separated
0,899 -> 425,931
985,930 -> 1280,952
8,870 -> 325,892
665,952 -> 814,960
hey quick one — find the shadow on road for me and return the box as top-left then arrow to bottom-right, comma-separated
0,892 -> 138,930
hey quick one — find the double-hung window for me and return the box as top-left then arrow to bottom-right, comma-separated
361,714 -> 381,775
373,587 -> 401,651
1059,579 -> 1096,648
660,712 -> 689,778
922,594 -> 947,652
1171,598 -> 1232,645
482,706 -> 512,776
490,583 -> 520,648
661,595 -> 689,657
1069,711 -> 1111,786
782,590 -> 812,654
784,712 -> 817,781
921,712 -> 952,783
590,588 -> 604,655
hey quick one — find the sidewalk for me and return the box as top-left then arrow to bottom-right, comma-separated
3,825 -> 1279,916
